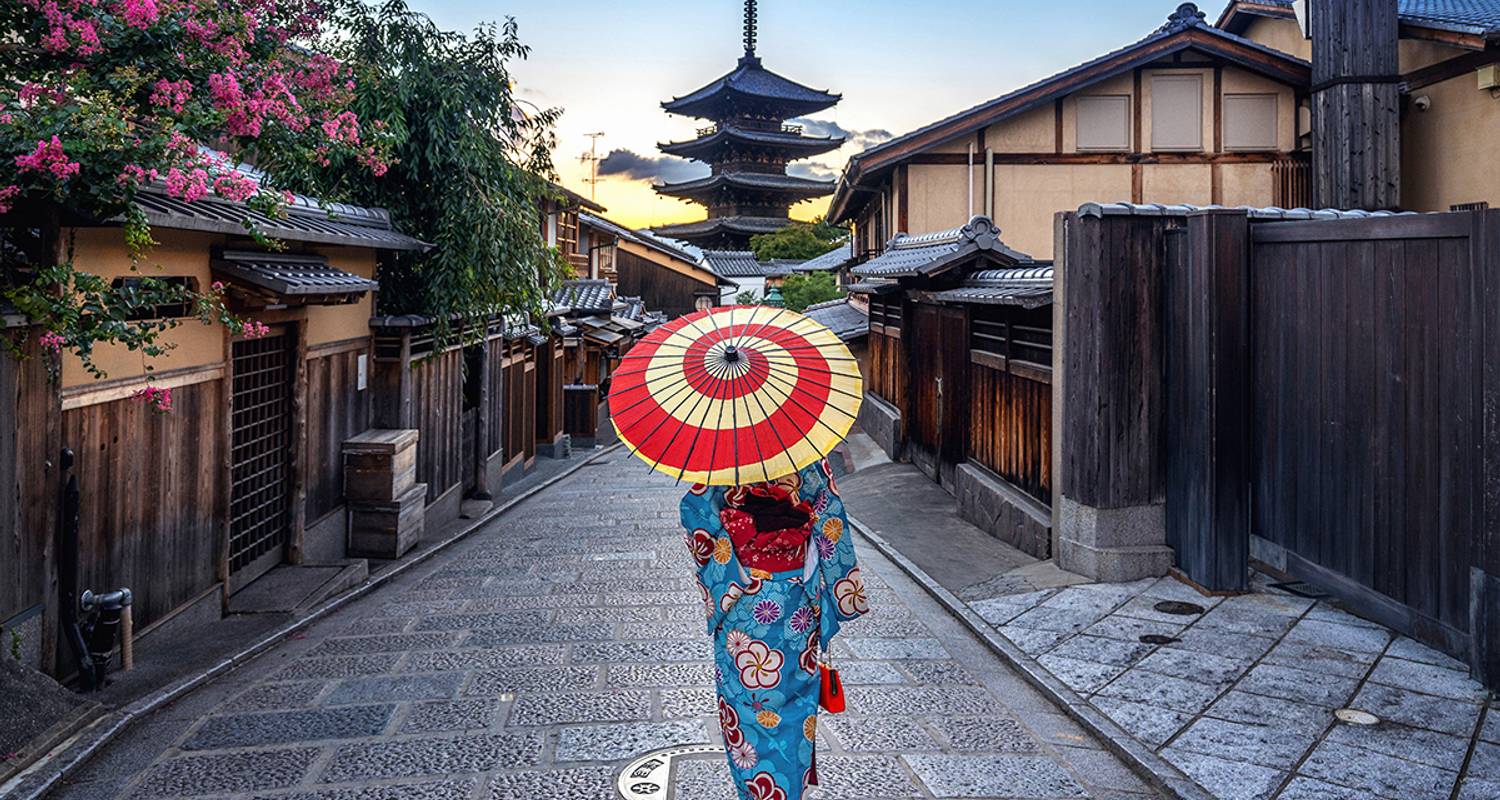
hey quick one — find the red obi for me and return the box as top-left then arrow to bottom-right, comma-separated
720,482 -> 814,573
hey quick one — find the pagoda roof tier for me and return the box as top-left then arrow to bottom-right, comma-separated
663,56 -> 840,120
652,215 -> 791,243
660,124 -> 845,161
655,171 -> 834,202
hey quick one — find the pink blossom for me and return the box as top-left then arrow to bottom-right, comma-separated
242,320 -> 270,339
163,166 -> 210,202
212,172 -> 258,202
38,331 -> 65,354
149,78 -> 192,113
0,186 -> 19,214
132,385 -> 173,413
320,110 -> 360,144
210,280 -> 225,292
115,0 -> 159,28
15,136 -> 81,180
116,164 -> 158,187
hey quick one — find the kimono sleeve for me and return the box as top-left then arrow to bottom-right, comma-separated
801,461 -> 870,645
679,485 -> 745,636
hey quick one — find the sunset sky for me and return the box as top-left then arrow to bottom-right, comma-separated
407,1 -> 1235,230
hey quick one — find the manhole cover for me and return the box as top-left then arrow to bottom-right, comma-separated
617,744 -> 726,800
1334,708 -> 1381,726
1139,634 -> 1180,645
1153,600 -> 1207,616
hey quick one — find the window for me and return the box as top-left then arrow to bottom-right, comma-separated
1075,95 -> 1131,151
110,275 -> 198,320
1223,94 -> 1279,151
1151,74 -> 1203,151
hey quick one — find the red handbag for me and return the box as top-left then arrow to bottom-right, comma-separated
819,661 -> 845,713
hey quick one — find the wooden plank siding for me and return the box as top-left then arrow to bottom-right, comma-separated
0,331 -> 61,670
866,295 -> 906,407
967,363 -> 1052,505
64,378 -> 226,632
615,249 -> 714,318
304,342 -> 371,523
410,348 -> 464,503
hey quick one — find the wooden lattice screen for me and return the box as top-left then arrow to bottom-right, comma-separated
228,331 -> 292,586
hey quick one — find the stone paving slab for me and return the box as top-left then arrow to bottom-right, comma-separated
46,449 -> 1159,800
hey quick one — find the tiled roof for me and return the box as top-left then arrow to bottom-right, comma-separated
134,189 -> 428,252
1221,0 -> 1500,36
660,125 -> 845,159
1075,202 -> 1419,220
852,216 -> 1034,279
554,279 -> 615,315
794,242 -> 855,273
930,266 -> 1055,308
212,250 -> 377,299
656,171 -> 834,199
845,280 -> 902,295
663,56 -> 840,119
802,297 -> 868,342
701,250 -> 768,278
652,216 -> 790,240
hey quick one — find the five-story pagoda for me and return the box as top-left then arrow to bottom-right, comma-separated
653,0 -> 843,249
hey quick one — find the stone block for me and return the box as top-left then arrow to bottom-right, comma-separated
858,392 -> 903,460
954,462 -> 1051,558
1055,495 -> 1173,582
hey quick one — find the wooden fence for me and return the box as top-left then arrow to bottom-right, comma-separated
1074,206 -> 1500,686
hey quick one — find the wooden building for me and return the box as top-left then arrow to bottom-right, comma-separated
1218,0 -> 1500,213
851,217 -> 1057,557
615,232 -> 735,317
542,183 -> 605,278
0,181 -> 424,675
828,3 -> 1312,260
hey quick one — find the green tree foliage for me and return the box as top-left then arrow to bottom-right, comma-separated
273,0 -> 568,340
749,217 -> 849,262
780,271 -> 842,313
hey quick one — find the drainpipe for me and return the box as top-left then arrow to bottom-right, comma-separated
56,448 -> 96,691
983,148 -> 995,218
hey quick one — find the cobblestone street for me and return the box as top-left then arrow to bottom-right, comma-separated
47,450 -> 1158,800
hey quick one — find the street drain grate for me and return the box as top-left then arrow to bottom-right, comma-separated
617,744 -> 726,799
1153,600 -> 1207,616
1139,634 -> 1180,645
1334,708 -> 1381,726
1269,580 -> 1332,600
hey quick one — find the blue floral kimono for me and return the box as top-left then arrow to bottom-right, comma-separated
680,459 -> 869,800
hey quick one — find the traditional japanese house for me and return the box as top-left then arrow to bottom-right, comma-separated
852,217 -> 1057,557
615,232 -> 735,317
652,0 -> 844,249
828,3 -> 1312,260
0,178 -> 426,675
541,182 -> 605,278
801,295 -> 869,381
1218,0 -> 1500,212
701,250 -> 801,302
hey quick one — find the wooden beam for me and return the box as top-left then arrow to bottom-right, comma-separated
1402,46 -> 1500,92
1132,164 -> 1144,203
288,319 -> 309,565
60,364 -> 225,411
902,151 -> 1297,166
1054,99 -> 1064,154
1213,66 -> 1224,154
1133,68 -> 1144,152
898,164 -> 909,233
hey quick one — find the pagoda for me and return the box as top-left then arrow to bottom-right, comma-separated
653,0 -> 843,249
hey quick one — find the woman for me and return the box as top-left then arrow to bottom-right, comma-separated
680,457 -> 869,800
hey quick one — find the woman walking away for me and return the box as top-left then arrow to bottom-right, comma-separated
681,459 -> 867,799
608,305 -> 868,800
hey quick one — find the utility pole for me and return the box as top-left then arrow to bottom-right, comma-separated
579,132 -> 605,201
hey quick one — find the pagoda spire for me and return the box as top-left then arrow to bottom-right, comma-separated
743,0 -> 757,58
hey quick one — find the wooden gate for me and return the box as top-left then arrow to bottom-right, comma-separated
1246,213 -> 1486,652
907,303 -> 968,487
228,329 -> 293,590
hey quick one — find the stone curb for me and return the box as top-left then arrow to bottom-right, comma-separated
849,514 -> 1213,800
1,444 -> 624,800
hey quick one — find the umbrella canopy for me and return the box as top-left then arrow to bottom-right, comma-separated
609,305 -> 863,485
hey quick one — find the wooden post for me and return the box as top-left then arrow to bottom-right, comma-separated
1310,0 -> 1401,209
288,318 -> 309,565
1473,209 -> 1500,684
1165,210 -> 1252,592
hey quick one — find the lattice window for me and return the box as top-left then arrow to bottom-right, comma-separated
229,331 -> 291,578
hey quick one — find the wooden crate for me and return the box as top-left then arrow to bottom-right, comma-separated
347,482 -> 426,559
343,429 -> 418,503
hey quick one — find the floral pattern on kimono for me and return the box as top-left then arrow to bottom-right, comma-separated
681,459 -> 868,800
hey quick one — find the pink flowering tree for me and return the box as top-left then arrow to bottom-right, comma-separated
0,0 -> 392,378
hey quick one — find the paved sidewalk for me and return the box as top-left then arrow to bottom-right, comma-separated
840,449 -> 1500,800
47,449 -> 1159,800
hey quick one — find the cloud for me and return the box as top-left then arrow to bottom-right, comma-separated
791,118 -> 894,151
597,149 -> 706,184
788,162 -> 839,182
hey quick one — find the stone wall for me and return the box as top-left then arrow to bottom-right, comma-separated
858,392 -> 903,461
954,463 -> 1051,559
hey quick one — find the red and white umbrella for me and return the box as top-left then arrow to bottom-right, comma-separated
609,305 -> 863,485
